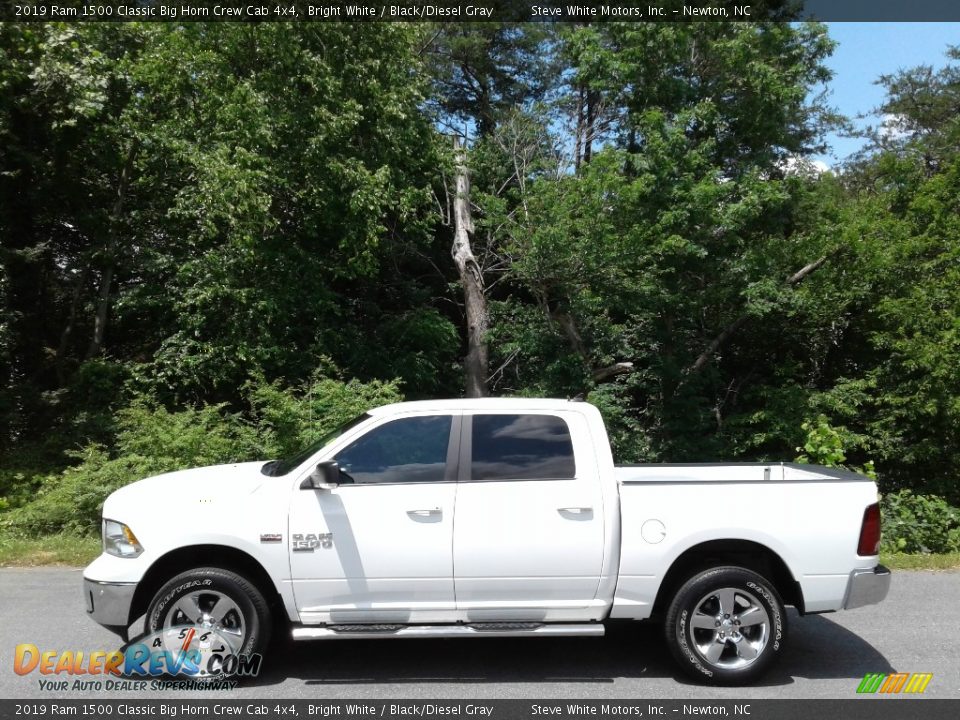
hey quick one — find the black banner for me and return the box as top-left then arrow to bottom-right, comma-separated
1,700 -> 959,720
4,0 -> 960,23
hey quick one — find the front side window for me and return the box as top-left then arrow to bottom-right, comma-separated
334,415 -> 452,484
471,414 -> 576,481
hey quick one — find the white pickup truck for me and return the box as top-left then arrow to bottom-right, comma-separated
83,398 -> 890,684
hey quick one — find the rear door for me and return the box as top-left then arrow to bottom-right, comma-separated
452,411 -> 606,621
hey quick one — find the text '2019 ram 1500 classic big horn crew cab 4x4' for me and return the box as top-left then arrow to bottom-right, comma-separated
83,398 -> 890,684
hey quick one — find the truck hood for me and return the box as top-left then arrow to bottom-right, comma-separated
102,460 -> 272,521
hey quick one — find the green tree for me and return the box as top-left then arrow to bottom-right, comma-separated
485,22 -> 842,463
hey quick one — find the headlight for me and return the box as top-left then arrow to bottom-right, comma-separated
102,519 -> 144,558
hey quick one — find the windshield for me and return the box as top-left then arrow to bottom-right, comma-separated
261,413 -> 370,476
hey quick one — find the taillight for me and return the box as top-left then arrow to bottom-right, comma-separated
858,503 -> 881,556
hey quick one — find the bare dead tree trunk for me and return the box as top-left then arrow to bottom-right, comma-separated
452,137 -> 489,398
87,140 -> 138,359
592,362 -> 634,383
685,254 -> 832,377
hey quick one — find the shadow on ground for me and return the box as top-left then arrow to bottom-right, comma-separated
245,611 -> 894,688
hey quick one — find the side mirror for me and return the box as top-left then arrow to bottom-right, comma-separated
300,461 -> 340,490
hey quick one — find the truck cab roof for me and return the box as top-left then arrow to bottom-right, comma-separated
368,397 -> 582,415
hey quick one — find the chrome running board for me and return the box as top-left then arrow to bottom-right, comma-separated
291,622 -> 604,640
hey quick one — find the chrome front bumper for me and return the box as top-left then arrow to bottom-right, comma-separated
843,564 -> 891,609
83,577 -> 137,637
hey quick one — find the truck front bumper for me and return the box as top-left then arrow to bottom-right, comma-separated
83,577 -> 137,638
843,564 -> 891,609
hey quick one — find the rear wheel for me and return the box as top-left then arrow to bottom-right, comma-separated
664,566 -> 786,685
145,567 -> 271,678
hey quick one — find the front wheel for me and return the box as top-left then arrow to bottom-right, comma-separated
145,567 -> 271,678
664,566 -> 786,685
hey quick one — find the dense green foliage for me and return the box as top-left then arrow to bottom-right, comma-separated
1,373 -> 401,535
881,490 -> 960,554
1,22 -> 958,541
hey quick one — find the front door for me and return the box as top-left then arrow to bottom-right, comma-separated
289,413 -> 459,624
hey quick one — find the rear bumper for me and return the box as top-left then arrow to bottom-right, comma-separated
83,577 -> 137,637
843,564 -> 891,609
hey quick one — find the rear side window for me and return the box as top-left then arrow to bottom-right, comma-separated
470,414 -> 576,481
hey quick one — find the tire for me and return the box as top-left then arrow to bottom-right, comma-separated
664,566 -> 786,685
145,567 -> 271,678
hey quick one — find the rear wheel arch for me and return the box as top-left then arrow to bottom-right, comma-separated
652,539 -> 804,616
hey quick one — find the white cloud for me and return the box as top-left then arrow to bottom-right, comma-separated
779,156 -> 831,178
878,113 -> 910,142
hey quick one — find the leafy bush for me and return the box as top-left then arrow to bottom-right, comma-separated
792,417 -> 960,554
880,489 -> 960,554
794,414 -> 876,479
5,448 -> 165,537
246,371 -> 403,459
1,374 -> 403,537
588,384 -> 656,464
2,401 -> 260,537
0,452 -> 50,512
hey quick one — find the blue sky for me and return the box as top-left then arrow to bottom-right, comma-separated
815,23 -> 960,164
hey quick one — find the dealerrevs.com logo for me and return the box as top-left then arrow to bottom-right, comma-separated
13,628 -> 262,691
856,672 -> 933,694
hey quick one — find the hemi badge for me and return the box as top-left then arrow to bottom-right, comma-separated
260,533 -> 283,543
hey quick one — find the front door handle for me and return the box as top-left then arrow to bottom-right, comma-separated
407,508 -> 442,517
558,506 -> 592,514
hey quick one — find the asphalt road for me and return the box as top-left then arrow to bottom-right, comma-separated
1,568 -> 957,700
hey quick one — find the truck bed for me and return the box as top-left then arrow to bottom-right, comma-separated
610,462 -> 879,619
615,462 -> 869,484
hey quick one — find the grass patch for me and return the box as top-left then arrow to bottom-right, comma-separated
880,551 -> 960,570
0,532 -> 101,567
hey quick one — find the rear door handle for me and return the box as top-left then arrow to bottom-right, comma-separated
558,506 -> 592,514
407,508 -> 442,517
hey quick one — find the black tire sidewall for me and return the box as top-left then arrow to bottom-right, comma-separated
665,566 -> 787,685
146,567 -> 270,659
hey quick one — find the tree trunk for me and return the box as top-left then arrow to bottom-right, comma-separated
452,137 -> 489,398
592,362 -> 635,383
583,89 -> 596,165
541,291 -> 634,389
86,140 -> 138,359
55,266 -> 88,383
574,84 -> 585,173
86,263 -> 115,359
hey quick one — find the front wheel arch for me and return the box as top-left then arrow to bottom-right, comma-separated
130,545 -> 284,631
